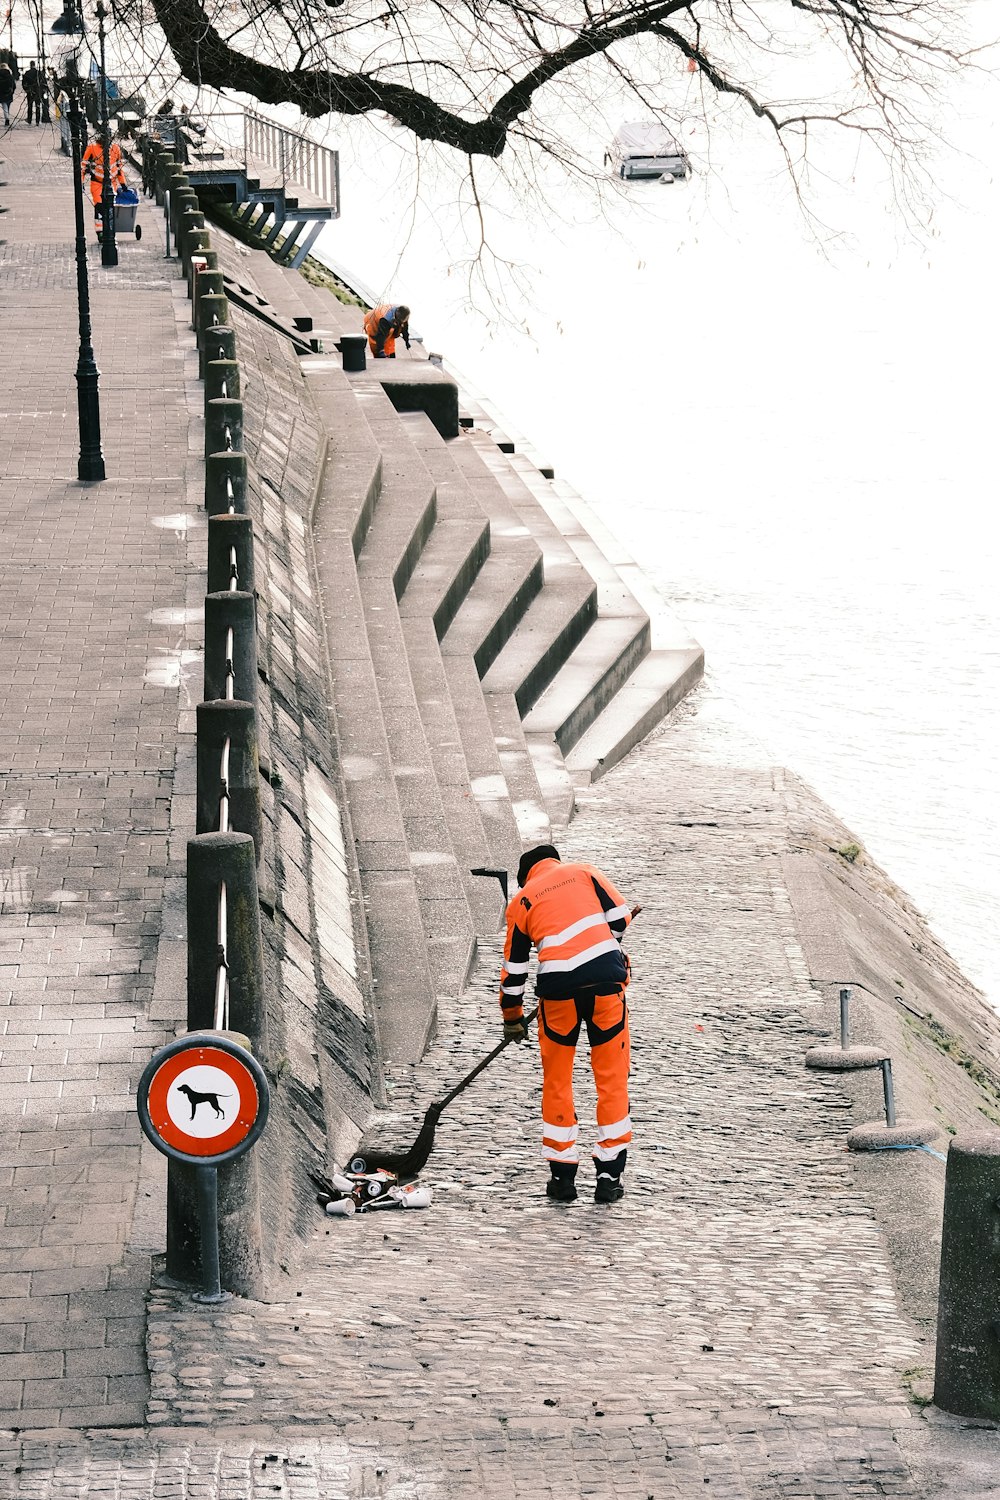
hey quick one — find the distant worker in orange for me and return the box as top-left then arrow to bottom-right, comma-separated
81,131 -> 127,240
363,302 -> 411,359
499,845 -> 635,1205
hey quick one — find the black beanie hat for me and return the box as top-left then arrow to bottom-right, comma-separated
517,844 -> 560,888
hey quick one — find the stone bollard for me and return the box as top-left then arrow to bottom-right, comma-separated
197,298 -> 231,379
205,398 -> 244,461
204,589 -> 258,705
202,322 -> 237,371
205,359 -> 241,407
193,267 -> 227,334
187,243 -> 218,301
171,188 -> 199,240
177,207 -> 205,271
206,451 -> 249,516
196,699 -> 263,860
934,1132 -> 1000,1418
208,512 -> 255,594
186,833 -> 266,1038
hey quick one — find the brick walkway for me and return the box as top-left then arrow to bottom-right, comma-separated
0,122 -> 193,1426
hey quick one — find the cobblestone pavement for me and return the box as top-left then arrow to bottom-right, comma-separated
15,691 -> 961,1497
0,124 -> 192,1427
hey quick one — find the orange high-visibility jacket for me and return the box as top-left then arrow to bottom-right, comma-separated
363,303 -> 408,356
499,858 -> 632,1021
81,140 -> 125,187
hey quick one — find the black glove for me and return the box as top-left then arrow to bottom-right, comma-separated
503,1016 -> 528,1044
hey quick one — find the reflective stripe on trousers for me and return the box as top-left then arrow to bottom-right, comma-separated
538,990 -> 631,1165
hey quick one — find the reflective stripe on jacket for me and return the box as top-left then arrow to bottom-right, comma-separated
499,858 -> 631,1017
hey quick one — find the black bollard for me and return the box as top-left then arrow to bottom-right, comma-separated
186,832 -> 266,1039
196,699 -> 263,860
202,322 -> 237,370
205,398 -> 244,461
206,451 -> 249,516
177,207 -> 205,271
934,1131 -> 1000,1418
207,512 -> 255,594
203,589 -> 258,705
205,359 -> 241,407
340,333 -> 367,372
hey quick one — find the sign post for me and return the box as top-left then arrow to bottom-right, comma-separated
137,1032 -> 270,1303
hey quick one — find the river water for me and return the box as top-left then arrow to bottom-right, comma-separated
311,71 -> 1000,1006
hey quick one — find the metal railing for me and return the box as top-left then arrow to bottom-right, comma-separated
244,110 -> 339,207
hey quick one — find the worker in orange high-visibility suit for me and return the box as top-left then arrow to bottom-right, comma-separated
81,135 -> 127,239
499,844 -> 634,1205
363,302 -> 411,359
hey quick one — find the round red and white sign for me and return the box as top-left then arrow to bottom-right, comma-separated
138,1035 -> 269,1164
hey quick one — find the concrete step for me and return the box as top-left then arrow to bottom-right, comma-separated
521,613 -> 651,753
351,408 -> 478,1001
485,692 -> 553,849
565,645 -> 705,785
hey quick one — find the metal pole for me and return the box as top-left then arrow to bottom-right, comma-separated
69,97 -> 106,482
95,2 -> 117,266
192,1164 -> 229,1304
839,988 -> 850,1050
881,1059 -> 897,1128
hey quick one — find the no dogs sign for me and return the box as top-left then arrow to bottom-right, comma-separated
137,1033 -> 270,1166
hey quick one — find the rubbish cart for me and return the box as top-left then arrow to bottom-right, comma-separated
114,185 -> 142,240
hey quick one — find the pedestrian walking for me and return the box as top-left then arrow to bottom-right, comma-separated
53,84 -> 72,154
81,131 -> 128,240
363,302 -> 411,359
0,65 -> 15,128
498,844 -> 635,1205
22,62 -> 45,124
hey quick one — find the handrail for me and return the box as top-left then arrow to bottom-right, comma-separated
213,436 -> 240,1031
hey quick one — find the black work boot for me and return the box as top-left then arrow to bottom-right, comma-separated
593,1148 -> 626,1204
546,1164 -> 578,1203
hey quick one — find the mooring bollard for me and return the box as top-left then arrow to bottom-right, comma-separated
204,589 -> 258,705
205,359 -> 241,407
340,333 -> 367,372
205,398 -> 244,461
206,451 -> 249,516
196,699 -> 263,859
177,207 -> 205,271
935,1132 -> 1000,1418
186,832 -> 266,1038
208,512 -> 254,594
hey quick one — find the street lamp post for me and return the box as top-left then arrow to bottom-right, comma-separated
69,94 -> 106,482
95,2 -> 117,267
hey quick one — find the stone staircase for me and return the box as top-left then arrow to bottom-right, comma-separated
210,233 -> 702,1063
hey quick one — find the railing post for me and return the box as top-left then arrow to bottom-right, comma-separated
196,700 -> 263,860
193,266 -> 227,333
166,1100 -> 265,1299
204,589 -> 258,706
207,512 -> 255,593
205,398 -> 244,460
202,323 -> 237,371
205,359 -> 241,407
206,451 -> 249,516
935,1132 -> 1000,1418
186,831 -> 265,1038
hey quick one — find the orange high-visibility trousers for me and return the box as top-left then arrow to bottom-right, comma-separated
538,989 -> 631,1167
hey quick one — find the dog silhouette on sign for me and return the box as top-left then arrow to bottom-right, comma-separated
176,1083 -> 232,1120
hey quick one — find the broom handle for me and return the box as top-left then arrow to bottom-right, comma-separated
436,904 -> 642,1112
